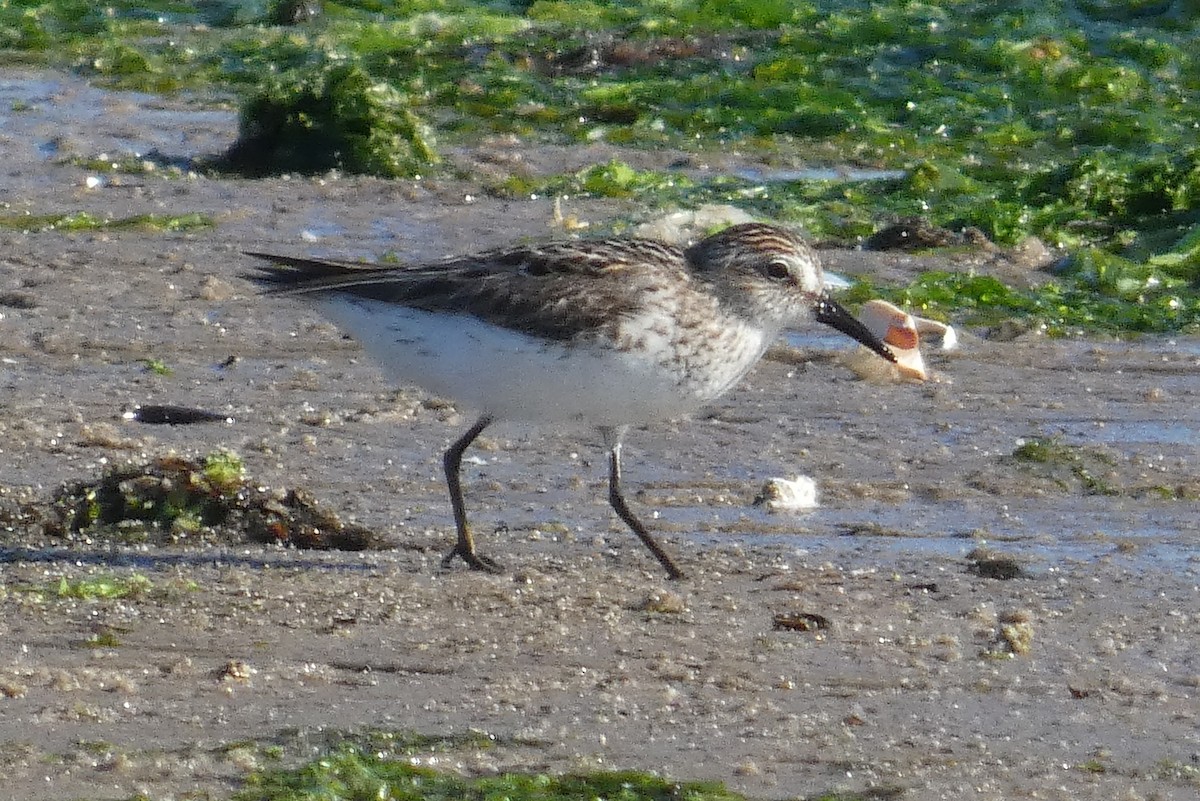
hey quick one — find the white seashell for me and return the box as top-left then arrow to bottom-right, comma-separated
845,299 -> 956,382
754,475 -> 819,512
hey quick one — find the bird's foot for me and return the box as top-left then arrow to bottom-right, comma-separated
440,544 -> 504,574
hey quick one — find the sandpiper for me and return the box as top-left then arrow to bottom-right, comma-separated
246,222 -> 895,579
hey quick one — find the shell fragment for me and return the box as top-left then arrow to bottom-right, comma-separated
754,475 -> 819,512
847,299 -> 956,382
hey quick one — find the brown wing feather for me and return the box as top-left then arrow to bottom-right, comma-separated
244,238 -> 690,342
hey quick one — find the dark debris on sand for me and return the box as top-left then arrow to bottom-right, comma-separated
28,453 -> 386,551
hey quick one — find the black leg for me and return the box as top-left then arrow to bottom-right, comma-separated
602,429 -> 685,580
440,414 -> 503,573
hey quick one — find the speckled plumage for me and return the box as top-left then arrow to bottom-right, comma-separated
246,222 -> 894,579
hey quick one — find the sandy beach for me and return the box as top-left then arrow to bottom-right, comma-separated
1,72 -> 1198,801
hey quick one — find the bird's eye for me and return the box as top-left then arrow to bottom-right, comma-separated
765,261 -> 790,281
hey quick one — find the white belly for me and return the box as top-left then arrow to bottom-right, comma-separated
310,296 -> 767,426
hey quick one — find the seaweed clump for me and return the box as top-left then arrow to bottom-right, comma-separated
44,451 -> 384,550
220,63 -> 439,178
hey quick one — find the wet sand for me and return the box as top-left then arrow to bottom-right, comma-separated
0,72 -> 1198,801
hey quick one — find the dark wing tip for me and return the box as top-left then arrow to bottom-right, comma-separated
241,251 -> 308,289
243,250 -> 313,267
241,251 -> 387,293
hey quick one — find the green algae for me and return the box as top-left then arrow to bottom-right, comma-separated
0,211 -> 213,233
40,451 -> 388,550
54,573 -> 153,600
202,449 -> 246,494
1009,436 -> 1119,496
844,252 -> 1200,335
544,159 -> 1200,334
7,573 -> 153,604
3,1 -> 1200,331
138,357 -> 172,376
48,452 -> 247,537
219,63 -> 440,178
235,746 -> 744,801
231,742 -> 889,801
86,725 -> 886,801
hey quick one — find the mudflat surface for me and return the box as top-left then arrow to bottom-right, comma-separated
1,72 -> 1198,801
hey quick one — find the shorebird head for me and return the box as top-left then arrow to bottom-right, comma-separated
686,223 -> 897,364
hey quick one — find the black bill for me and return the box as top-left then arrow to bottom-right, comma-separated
815,293 -> 897,364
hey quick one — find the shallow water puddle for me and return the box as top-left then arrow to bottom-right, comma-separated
0,72 -> 234,176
